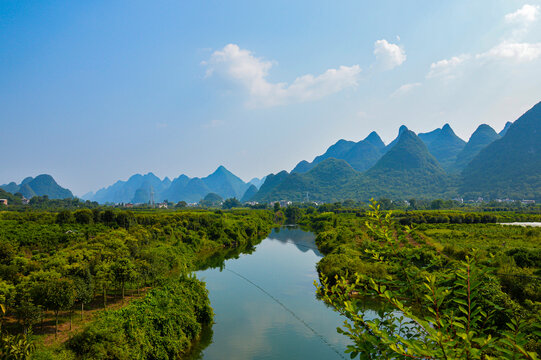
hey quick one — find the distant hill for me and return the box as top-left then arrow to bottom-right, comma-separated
419,124 -> 466,171
85,173 -> 170,204
161,175 -> 191,202
248,177 -> 266,189
1,174 -> 73,199
292,139 -> 356,174
85,166 -> 250,204
499,121 -> 512,136
241,184 -> 258,202
251,171 -> 290,201
200,192 -> 223,206
292,131 -> 386,173
454,124 -> 500,171
341,132 -> 386,171
461,101 -> 541,200
202,166 -> 249,199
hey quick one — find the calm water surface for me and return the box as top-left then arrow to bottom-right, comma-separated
186,227 -> 353,360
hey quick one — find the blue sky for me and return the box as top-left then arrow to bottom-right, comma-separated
1,0 -> 541,196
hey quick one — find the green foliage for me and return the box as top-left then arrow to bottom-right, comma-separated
304,201 -> 541,358
318,259 -> 539,359
68,277 -> 213,360
222,198 -> 241,209
0,209 -> 274,357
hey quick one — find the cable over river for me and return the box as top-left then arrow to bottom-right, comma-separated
184,226 -> 361,360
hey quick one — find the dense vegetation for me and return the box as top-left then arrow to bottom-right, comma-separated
0,208 -> 274,359
297,203 -> 541,358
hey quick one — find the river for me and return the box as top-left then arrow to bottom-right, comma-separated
185,226 -> 355,360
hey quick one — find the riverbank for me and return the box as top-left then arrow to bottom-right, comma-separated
298,206 -> 541,356
0,209 -> 274,359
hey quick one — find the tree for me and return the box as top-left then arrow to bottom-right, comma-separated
13,285 -> 40,335
111,258 -> 136,301
71,268 -> 94,321
284,206 -> 302,224
95,262 -> 113,308
430,198 -> 444,210
41,278 -> 76,338
222,198 -> 241,209
74,209 -> 93,224
100,209 -> 115,224
175,201 -> 187,209
56,210 -> 73,224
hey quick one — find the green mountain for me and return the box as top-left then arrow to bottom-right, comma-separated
252,131 -> 452,202
202,166 -> 249,199
419,124 -> 465,171
1,174 -> 73,199
1,182 -> 19,194
364,130 -> 451,199
292,139 -> 356,173
254,159 -> 362,202
292,160 -> 313,173
384,125 -> 409,152
241,184 -> 258,202
292,132 -> 386,173
454,124 -> 500,171
461,101 -> 541,200
418,128 -> 442,145
19,183 -> 37,199
251,171 -> 290,201
341,131 -> 386,171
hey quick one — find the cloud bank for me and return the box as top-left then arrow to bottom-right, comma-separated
204,44 -> 361,108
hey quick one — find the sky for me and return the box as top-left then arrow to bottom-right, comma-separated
1,0 -> 541,196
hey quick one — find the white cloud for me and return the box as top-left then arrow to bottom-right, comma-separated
204,44 -> 361,107
391,82 -> 421,97
373,39 -> 406,70
478,42 -> 541,62
426,55 -> 470,79
505,4 -> 540,24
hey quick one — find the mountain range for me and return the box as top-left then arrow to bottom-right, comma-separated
249,101 -> 540,202
2,101 -> 540,203
81,166 -> 259,204
0,175 -> 73,199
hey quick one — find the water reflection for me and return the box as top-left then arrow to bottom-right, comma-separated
184,227 -> 353,359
